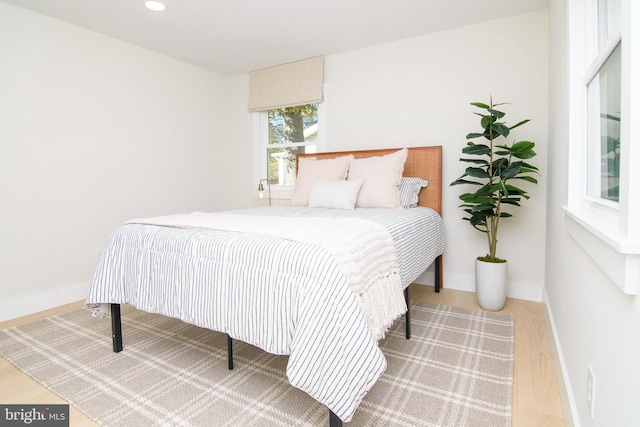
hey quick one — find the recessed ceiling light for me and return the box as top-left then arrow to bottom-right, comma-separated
145,1 -> 166,12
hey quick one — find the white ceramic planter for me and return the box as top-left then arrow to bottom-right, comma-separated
475,258 -> 508,311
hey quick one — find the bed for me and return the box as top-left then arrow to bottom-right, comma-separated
87,146 -> 444,426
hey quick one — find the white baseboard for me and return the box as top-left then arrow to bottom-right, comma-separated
542,286 -> 579,427
0,282 -> 91,322
413,265 -> 476,291
414,269 -> 543,302
508,279 -> 543,302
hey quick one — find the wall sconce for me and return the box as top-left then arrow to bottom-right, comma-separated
257,179 -> 271,206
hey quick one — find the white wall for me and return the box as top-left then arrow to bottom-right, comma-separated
0,7 -> 550,321
0,3 -> 252,319
323,11 -> 549,300
546,1 -> 640,426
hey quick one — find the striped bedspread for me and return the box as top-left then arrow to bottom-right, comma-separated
87,206 -> 444,422
232,206 -> 445,288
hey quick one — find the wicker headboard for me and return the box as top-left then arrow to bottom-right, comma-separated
296,146 -> 442,215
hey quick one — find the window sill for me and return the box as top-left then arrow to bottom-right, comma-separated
254,187 -> 294,203
563,207 -> 640,294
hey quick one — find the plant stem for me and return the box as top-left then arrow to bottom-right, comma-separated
488,98 -> 496,259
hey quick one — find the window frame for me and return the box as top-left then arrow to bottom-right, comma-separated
585,39 -> 621,204
565,0 -> 640,294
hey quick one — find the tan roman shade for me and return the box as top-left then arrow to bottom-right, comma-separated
248,56 -> 324,112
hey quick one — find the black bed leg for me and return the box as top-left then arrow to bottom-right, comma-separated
404,286 -> 411,340
227,334 -> 234,370
329,410 -> 342,427
110,304 -> 123,353
435,255 -> 442,293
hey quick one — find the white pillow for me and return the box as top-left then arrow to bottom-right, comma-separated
308,179 -> 364,210
290,155 -> 354,206
348,148 -> 408,208
400,177 -> 429,208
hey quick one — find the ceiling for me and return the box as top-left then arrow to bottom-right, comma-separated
2,0 -> 548,77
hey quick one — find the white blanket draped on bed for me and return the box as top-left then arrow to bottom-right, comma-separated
87,211 -> 408,422
126,212 -> 406,339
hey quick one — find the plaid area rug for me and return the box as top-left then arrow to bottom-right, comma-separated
0,301 -> 514,427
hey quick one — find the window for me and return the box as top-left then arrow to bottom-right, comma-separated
565,0 -> 639,294
253,97 -> 325,199
586,1 -> 621,204
249,56 -> 325,199
266,103 -> 318,186
586,43 -> 621,202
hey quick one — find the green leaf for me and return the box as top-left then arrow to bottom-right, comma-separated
480,115 -> 494,128
501,162 -> 522,180
490,123 -> 510,138
492,158 -> 509,169
465,167 -> 491,179
510,141 -> 537,159
450,178 -> 482,186
471,203 -> 496,212
487,108 -> 506,119
470,221 -> 488,231
466,132 -> 486,139
473,183 -> 493,195
512,150 -> 537,160
509,119 -> 530,130
511,140 -> 535,151
514,176 -> 539,184
460,158 -> 489,165
459,194 -> 493,204
470,210 -> 491,219
519,166 -> 539,174
470,214 -> 489,227
471,102 -> 490,109
462,144 -> 491,155
461,195 -> 490,205
503,184 -> 527,195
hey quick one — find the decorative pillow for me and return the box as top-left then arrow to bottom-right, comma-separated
308,179 -> 364,210
400,177 -> 429,208
290,155 -> 354,206
347,148 -> 408,208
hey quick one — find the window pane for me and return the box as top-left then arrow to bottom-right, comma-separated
267,103 -> 318,185
598,0 -> 621,49
587,43 -> 621,202
267,145 -> 316,186
268,104 -> 318,144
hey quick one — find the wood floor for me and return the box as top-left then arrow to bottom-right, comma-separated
0,286 -> 567,426
411,285 -> 567,427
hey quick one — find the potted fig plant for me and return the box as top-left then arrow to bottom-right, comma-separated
450,98 -> 539,310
